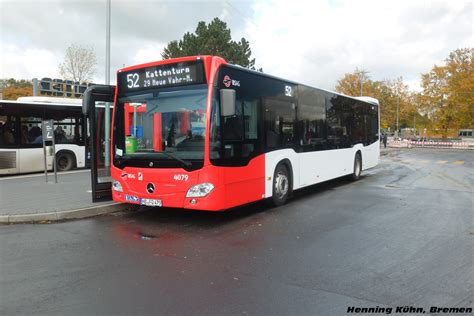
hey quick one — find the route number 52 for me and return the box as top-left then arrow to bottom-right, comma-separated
127,73 -> 139,88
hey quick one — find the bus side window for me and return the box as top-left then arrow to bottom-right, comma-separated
0,116 -> 18,146
326,96 -> 342,149
222,114 -> 243,141
264,98 -> 295,150
21,117 -> 43,146
296,87 -> 326,152
220,97 -> 260,161
222,101 -> 243,158
241,99 -> 259,157
18,103 -> 45,147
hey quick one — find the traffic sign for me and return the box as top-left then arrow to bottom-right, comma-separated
42,119 -> 57,183
42,119 -> 54,141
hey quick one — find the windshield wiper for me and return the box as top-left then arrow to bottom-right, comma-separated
159,152 -> 192,168
117,152 -> 192,168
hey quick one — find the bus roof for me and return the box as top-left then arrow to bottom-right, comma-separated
119,55 -> 380,106
16,96 -> 82,105
354,96 -> 379,105
0,96 -> 83,108
224,62 -> 380,106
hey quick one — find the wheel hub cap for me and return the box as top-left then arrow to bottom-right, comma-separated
274,172 -> 289,198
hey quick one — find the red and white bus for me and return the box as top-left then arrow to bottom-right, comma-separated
85,55 -> 379,210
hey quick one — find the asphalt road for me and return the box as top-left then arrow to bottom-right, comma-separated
1,149 -> 473,315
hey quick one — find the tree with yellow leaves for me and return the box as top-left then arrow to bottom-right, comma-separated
420,48 -> 473,138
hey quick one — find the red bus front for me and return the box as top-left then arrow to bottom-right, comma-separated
110,56 -> 265,211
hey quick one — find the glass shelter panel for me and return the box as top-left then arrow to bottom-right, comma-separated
95,101 -> 113,183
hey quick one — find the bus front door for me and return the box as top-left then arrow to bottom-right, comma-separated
83,85 -> 115,202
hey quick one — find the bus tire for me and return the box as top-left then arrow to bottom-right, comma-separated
56,152 -> 75,171
350,152 -> 362,181
271,163 -> 290,207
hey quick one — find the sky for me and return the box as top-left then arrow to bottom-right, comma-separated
0,0 -> 472,91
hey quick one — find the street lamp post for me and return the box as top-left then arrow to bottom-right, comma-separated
105,0 -> 111,85
356,69 -> 369,96
413,113 -> 416,136
396,95 -> 399,135
104,0 -> 111,172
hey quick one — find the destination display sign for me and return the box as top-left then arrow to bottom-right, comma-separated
118,60 -> 206,94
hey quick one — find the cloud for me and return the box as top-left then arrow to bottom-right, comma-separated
132,43 -> 167,66
0,44 -> 59,79
246,0 -> 473,90
0,0 -> 471,91
0,0 -> 252,83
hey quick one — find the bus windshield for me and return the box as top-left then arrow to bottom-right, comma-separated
115,85 -> 208,167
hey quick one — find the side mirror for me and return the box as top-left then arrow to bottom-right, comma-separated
220,89 -> 236,116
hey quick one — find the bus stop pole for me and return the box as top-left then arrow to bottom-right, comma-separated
52,131 -> 58,183
42,121 -> 48,183
133,105 -> 137,137
33,78 -> 38,96
42,120 -> 57,183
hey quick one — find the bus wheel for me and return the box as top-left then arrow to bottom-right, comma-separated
56,152 -> 75,171
351,153 -> 362,181
272,164 -> 290,206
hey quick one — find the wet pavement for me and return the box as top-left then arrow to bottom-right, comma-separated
1,149 -> 473,315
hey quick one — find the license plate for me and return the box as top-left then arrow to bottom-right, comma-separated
140,198 -> 162,207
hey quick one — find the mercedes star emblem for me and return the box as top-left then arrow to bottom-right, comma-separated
146,183 -> 155,194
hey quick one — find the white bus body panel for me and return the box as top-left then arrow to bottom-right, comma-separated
264,142 -> 380,198
0,145 -> 85,175
361,140 -> 380,169
18,148 -> 53,173
0,149 -> 20,174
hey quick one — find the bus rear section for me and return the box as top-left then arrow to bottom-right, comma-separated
0,98 -> 86,175
108,56 -> 379,211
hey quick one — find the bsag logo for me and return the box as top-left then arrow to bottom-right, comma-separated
223,75 -> 240,88
223,75 -> 232,87
125,195 -> 139,203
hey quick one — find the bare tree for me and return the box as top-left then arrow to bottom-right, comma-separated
59,44 -> 97,82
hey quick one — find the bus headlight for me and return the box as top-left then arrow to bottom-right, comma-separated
112,180 -> 123,192
186,183 -> 214,197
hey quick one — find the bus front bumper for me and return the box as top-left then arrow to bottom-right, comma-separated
112,186 -> 226,211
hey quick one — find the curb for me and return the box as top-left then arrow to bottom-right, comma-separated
0,203 -> 132,224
